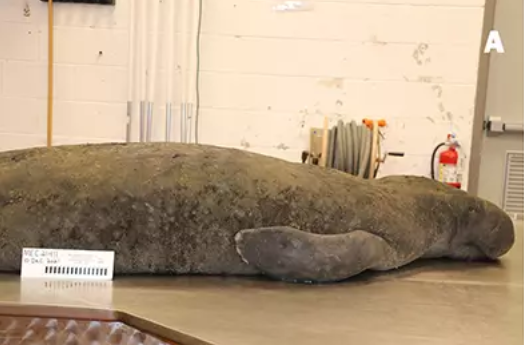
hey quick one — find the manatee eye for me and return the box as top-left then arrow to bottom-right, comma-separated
279,241 -> 289,250
290,239 -> 301,248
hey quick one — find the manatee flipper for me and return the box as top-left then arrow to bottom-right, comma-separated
234,226 -> 400,283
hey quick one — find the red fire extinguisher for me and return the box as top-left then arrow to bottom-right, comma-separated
431,134 -> 461,189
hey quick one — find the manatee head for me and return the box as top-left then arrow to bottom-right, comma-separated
465,198 -> 515,259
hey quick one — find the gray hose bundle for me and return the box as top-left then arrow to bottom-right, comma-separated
325,120 -> 377,178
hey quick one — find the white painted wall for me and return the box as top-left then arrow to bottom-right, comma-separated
0,0 -> 485,187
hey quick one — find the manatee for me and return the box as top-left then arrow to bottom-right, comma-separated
0,143 -> 515,283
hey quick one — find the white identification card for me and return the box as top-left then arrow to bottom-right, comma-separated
21,248 -> 115,281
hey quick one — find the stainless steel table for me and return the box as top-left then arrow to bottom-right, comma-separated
1,222 -> 522,345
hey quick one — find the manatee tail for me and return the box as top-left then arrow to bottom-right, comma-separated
234,226 -> 400,283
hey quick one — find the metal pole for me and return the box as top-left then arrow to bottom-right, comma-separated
165,103 -> 172,142
139,101 -> 146,142
126,101 -> 132,142
187,103 -> 193,143
146,102 -> 153,142
180,103 -> 186,143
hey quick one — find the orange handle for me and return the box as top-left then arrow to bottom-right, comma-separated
363,118 -> 386,128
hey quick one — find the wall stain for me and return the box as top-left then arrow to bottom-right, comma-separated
417,76 -> 433,83
426,116 -> 436,123
276,143 -> 289,150
412,43 -> 429,65
336,100 -> 343,106
240,139 -> 250,149
318,78 -> 344,89
431,85 -> 443,98
299,108 -> 309,128
369,35 -> 387,46
23,2 -> 31,17
432,84 -> 452,118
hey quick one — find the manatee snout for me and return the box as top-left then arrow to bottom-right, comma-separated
476,204 -> 515,259
488,208 -> 515,258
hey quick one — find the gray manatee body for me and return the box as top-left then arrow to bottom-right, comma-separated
0,143 -> 515,283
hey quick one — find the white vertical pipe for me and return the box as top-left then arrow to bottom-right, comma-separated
147,0 -> 161,103
146,0 -> 161,142
188,1 -> 201,144
179,0 -> 188,143
180,0 -> 188,105
166,0 -> 175,105
140,0 -> 147,100
138,0 -> 147,142
165,0 -> 176,142
187,1 -> 197,107
132,0 -> 141,139
186,1 -> 197,143
126,0 -> 136,142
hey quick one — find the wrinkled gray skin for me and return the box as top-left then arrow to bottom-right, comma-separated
0,143 -> 515,283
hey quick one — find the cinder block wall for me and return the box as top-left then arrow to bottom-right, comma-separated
0,0 -> 485,188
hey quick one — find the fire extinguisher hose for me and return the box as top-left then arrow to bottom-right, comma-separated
430,142 -> 446,180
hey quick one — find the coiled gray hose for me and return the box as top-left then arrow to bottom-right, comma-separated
345,122 -> 353,174
325,120 -> 375,178
336,120 -> 346,171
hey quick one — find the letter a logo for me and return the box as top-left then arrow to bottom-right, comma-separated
484,30 -> 505,53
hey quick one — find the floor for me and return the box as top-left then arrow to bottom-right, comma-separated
0,222 -> 522,345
